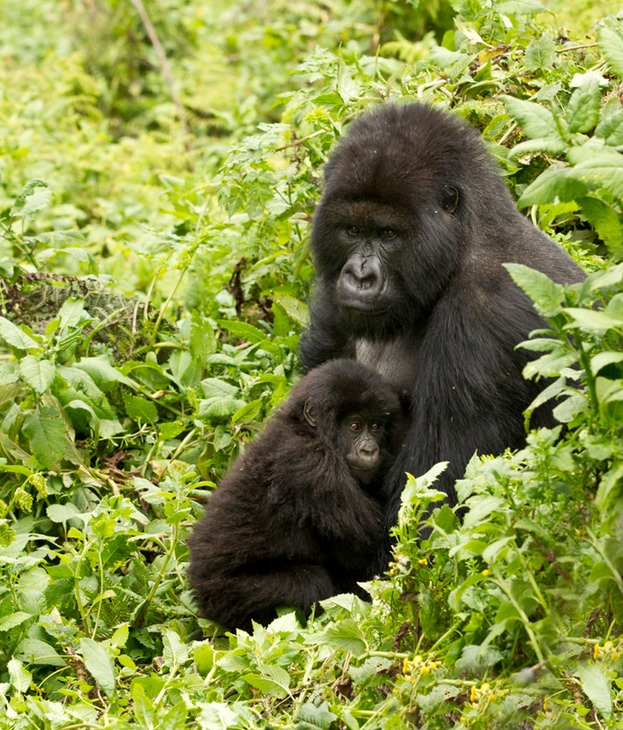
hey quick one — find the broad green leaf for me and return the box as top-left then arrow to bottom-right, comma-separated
231,398 -> 264,425
580,197 -> 623,251
595,463 -> 623,509
75,355 -> 135,389
11,179 -> 52,218
591,351 -> 623,375
0,316 -> 40,351
79,638 -> 115,697
190,311 -> 217,364
564,308 -> 623,330
271,292 -> 309,326
58,298 -> 86,330
502,96 -> 563,142
243,666 -> 290,699
482,536 -> 514,563
595,110 -> 623,147
198,702 -> 241,730
18,356 -> 56,395
297,701 -> 338,729
218,319 -> 267,344
495,0 -> 546,13
524,36 -> 556,72
323,619 -> 367,656
576,664 -> 612,720
162,629 -> 189,668
124,394 -> 158,423
517,167 -> 588,207
17,638 -> 65,667
47,502 -> 82,524
598,26 -> 623,78
567,147 -> 623,202
0,612 -> 31,632
508,138 -> 566,158
8,658 -> 32,693
201,377 -> 240,399
567,74 -> 601,133
504,264 -> 564,316
23,407 -> 67,469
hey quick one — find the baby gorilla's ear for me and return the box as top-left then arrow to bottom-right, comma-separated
303,399 -> 317,427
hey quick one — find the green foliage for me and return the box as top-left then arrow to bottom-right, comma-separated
0,0 -> 622,727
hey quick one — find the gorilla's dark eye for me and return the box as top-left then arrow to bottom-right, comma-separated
346,226 -> 360,237
371,422 -> 381,431
350,421 -> 362,431
381,229 -> 397,240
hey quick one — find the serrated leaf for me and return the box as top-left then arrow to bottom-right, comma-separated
79,638 -> 115,697
323,619 -> 367,656
18,356 -> 56,394
566,75 -> 601,133
23,407 -> 67,469
243,670 -> 290,699
598,26 -> 623,78
502,96 -> 563,141
272,293 -> 309,326
524,36 -> 556,72
11,179 -> 52,218
566,147 -> 623,202
576,663 -> 612,720
0,316 -> 40,351
297,701 -> 338,729
8,658 -> 32,693
58,298 -> 86,330
504,264 -> 564,316
162,629 -> 189,668
509,138 -> 567,157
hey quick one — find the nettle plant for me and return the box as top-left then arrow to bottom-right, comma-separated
502,24 -> 623,261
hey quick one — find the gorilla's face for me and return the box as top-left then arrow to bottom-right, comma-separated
310,105 -> 470,335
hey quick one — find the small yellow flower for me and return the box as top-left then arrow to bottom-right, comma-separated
402,658 -> 410,674
593,643 -> 600,660
418,557 -> 428,566
481,569 -> 491,577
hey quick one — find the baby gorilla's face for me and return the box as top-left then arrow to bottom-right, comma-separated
339,413 -> 384,485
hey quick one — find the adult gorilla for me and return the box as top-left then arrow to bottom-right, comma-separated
300,103 -> 585,568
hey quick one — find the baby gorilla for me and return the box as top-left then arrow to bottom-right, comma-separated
188,359 -> 405,632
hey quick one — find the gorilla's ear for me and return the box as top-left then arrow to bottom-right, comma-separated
440,185 -> 460,214
303,399 -> 317,428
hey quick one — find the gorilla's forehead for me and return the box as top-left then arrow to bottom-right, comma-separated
323,196 -> 414,228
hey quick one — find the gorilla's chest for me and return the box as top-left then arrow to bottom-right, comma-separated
355,338 -> 419,392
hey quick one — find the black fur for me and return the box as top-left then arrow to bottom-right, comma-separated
188,359 -> 405,631
299,103 -> 586,569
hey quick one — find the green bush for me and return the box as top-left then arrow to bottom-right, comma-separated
0,0 -> 621,727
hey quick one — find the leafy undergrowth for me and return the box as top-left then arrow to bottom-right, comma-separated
0,0 -> 622,728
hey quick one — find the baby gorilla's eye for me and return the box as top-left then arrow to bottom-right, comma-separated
350,421 -> 362,431
370,422 -> 381,431
346,226 -> 360,237
381,229 -> 397,240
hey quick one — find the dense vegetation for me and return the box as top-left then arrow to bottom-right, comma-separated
0,0 -> 622,727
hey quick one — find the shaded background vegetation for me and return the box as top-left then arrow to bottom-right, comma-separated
0,0 -> 622,727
